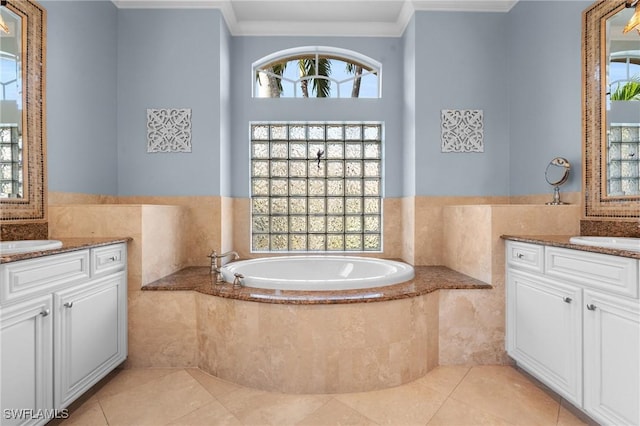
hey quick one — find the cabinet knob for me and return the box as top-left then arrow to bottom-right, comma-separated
586,304 -> 597,311
516,253 -> 524,259
108,256 -> 118,262
563,297 -> 572,304
64,302 -> 74,308
40,309 -> 50,317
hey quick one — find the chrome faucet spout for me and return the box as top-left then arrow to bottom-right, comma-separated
218,250 -> 240,262
208,250 -> 240,283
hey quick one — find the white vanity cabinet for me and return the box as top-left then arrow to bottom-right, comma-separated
54,270 -> 127,408
583,290 -> 639,426
506,241 -> 640,426
0,243 -> 127,426
506,242 -> 583,406
0,296 -> 53,426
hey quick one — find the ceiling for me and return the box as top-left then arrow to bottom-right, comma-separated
111,0 -> 519,36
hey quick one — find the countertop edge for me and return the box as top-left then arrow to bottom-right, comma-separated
501,234 -> 640,259
141,265 -> 492,305
0,237 -> 133,263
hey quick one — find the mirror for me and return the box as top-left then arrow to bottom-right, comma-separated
1,5 -> 23,198
584,0 -> 640,218
0,0 -> 46,221
545,157 -> 571,205
605,5 -> 640,197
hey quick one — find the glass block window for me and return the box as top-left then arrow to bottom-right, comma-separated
608,124 -> 640,196
0,125 -> 22,198
251,123 -> 383,252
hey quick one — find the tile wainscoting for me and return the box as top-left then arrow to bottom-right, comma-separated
45,192 -> 581,369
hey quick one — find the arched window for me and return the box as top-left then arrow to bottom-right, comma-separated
253,46 -> 381,98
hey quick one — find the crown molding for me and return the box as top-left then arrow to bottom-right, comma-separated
111,0 -> 519,37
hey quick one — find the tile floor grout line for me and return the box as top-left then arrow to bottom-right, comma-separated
446,365 -> 474,398
97,399 -> 109,426
425,366 -> 476,426
330,396 -> 383,426
294,396 -> 335,425
94,367 -> 183,403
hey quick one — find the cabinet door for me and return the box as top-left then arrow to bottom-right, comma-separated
584,290 -> 639,426
506,269 -> 583,406
0,296 -> 53,426
54,271 -> 127,409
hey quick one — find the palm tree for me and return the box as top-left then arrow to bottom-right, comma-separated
610,77 -> 640,101
345,63 -> 363,98
257,55 -> 377,98
299,57 -> 331,97
256,63 -> 285,98
257,56 -> 332,98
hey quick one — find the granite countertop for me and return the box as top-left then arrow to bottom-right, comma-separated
0,237 -> 132,264
501,235 -> 640,260
142,265 -> 492,305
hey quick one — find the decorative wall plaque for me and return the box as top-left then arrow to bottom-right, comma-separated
147,108 -> 192,153
441,109 -> 484,153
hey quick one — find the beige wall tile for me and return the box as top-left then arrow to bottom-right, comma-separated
442,205 -> 492,283
401,197 -> 415,264
231,198 -> 251,259
119,196 -> 221,267
439,289 -> 509,365
141,205 -> 188,284
196,293 -> 436,394
413,196 -> 509,266
48,191 -> 118,205
383,198 -> 402,259
49,204 -> 144,290
438,203 -> 580,365
126,291 -> 198,368
47,192 -> 583,373
220,197 -> 234,253
509,191 -> 581,206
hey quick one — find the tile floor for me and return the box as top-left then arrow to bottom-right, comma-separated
59,365 -> 593,426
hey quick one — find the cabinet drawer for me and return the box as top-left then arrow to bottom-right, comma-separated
91,244 -> 126,277
545,247 -> 638,299
1,251 -> 90,305
506,241 -> 544,273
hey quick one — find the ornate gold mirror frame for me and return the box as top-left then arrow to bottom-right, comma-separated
583,0 -> 640,219
0,0 -> 46,223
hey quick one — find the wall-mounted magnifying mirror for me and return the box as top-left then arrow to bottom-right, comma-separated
545,157 -> 571,205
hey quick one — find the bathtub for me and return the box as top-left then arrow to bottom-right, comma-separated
200,256 -> 436,393
220,255 -> 414,290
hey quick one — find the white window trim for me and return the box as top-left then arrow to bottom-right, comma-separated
252,46 -> 382,98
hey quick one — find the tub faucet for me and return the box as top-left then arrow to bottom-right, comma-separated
208,250 -> 239,283
233,273 -> 244,290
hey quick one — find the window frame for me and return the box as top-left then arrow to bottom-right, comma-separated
252,46 -> 382,99
249,121 -> 384,253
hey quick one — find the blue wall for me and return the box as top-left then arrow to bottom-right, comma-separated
45,0 -> 118,195
43,1 -> 591,199
507,0 -> 590,196
402,16 -> 417,197
414,11 -> 510,196
116,9 -> 225,196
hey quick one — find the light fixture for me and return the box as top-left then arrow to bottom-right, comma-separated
0,0 -> 8,35
624,0 -> 640,34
